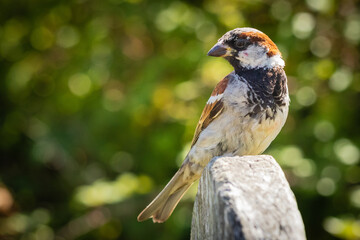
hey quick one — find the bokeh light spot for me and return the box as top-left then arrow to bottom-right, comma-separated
7,54 -> 42,93
30,27 -> 54,50
1,19 -> 28,58
278,145 -> 303,167
87,17 -> 110,42
297,61 -> 315,81
166,101 -> 197,121
344,14 -> 360,43
175,81 -> 200,101
56,25 -> 80,48
296,86 -> 317,106
103,88 -> 123,112
75,173 -> 153,207
306,0 -> 333,13
316,177 -> 336,196
329,67 -> 353,92
195,21 -> 217,43
201,58 -> 233,86
7,213 -> 29,233
315,59 -> 335,79
350,187 -> 360,208
310,36 -> 332,57
334,139 -> 360,165
68,73 -> 92,97
31,209 -> 51,225
0,187 -> 13,215
152,86 -> 174,110
293,158 -> 316,178
2,19 -> 28,45
32,140 -> 57,163
314,120 -> 335,142
136,175 -> 154,194
324,217 -> 360,239
35,225 -> 54,240
218,5 -> 244,29
323,217 -> 345,235
292,12 -> 315,39
121,35 -> 151,61
155,2 -> 189,32
88,64 -> 110,86
270,0 -> 292,21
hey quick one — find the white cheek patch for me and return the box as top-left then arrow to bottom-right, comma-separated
268,54 -> 285,68
235,45 -> 285,69
207,94 -> 223,104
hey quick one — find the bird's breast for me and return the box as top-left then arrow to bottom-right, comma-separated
221,75 -> 289,155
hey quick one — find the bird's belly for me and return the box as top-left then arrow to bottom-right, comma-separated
187,105 -> 288,173
214,105 -> 288,156
239,116 -> 283,154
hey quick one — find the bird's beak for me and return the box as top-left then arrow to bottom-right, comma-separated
207,43 -> 232,57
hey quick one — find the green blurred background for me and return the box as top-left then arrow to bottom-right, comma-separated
0,0 -> 359,239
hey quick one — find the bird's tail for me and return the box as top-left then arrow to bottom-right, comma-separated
137,161 -> 197,223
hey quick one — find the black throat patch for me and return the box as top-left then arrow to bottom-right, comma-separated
237,67 -> 288,120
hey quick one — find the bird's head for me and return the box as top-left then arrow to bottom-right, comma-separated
208,28 -> 284,70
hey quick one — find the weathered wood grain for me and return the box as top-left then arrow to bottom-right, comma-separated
191,155 -> 306,240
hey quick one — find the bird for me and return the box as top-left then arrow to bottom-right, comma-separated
137,27 -> 289,223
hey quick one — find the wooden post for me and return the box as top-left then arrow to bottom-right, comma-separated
191,155 -> 306,240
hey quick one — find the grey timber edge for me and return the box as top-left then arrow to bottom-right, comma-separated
191,155 -> 306,240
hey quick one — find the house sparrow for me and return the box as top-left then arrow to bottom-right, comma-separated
137,27 -> 289,223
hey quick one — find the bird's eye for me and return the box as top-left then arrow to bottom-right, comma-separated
235,38 -> 247,49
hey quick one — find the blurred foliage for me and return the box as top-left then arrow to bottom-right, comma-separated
0,0 -> 359,239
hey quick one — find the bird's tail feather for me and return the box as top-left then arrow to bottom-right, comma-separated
137,163 -> 195,223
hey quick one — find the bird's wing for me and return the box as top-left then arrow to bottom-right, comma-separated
191,75 -> 230,147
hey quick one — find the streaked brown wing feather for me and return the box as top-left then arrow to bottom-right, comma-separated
191,100 -> 224,147
190,75 -> 230,147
